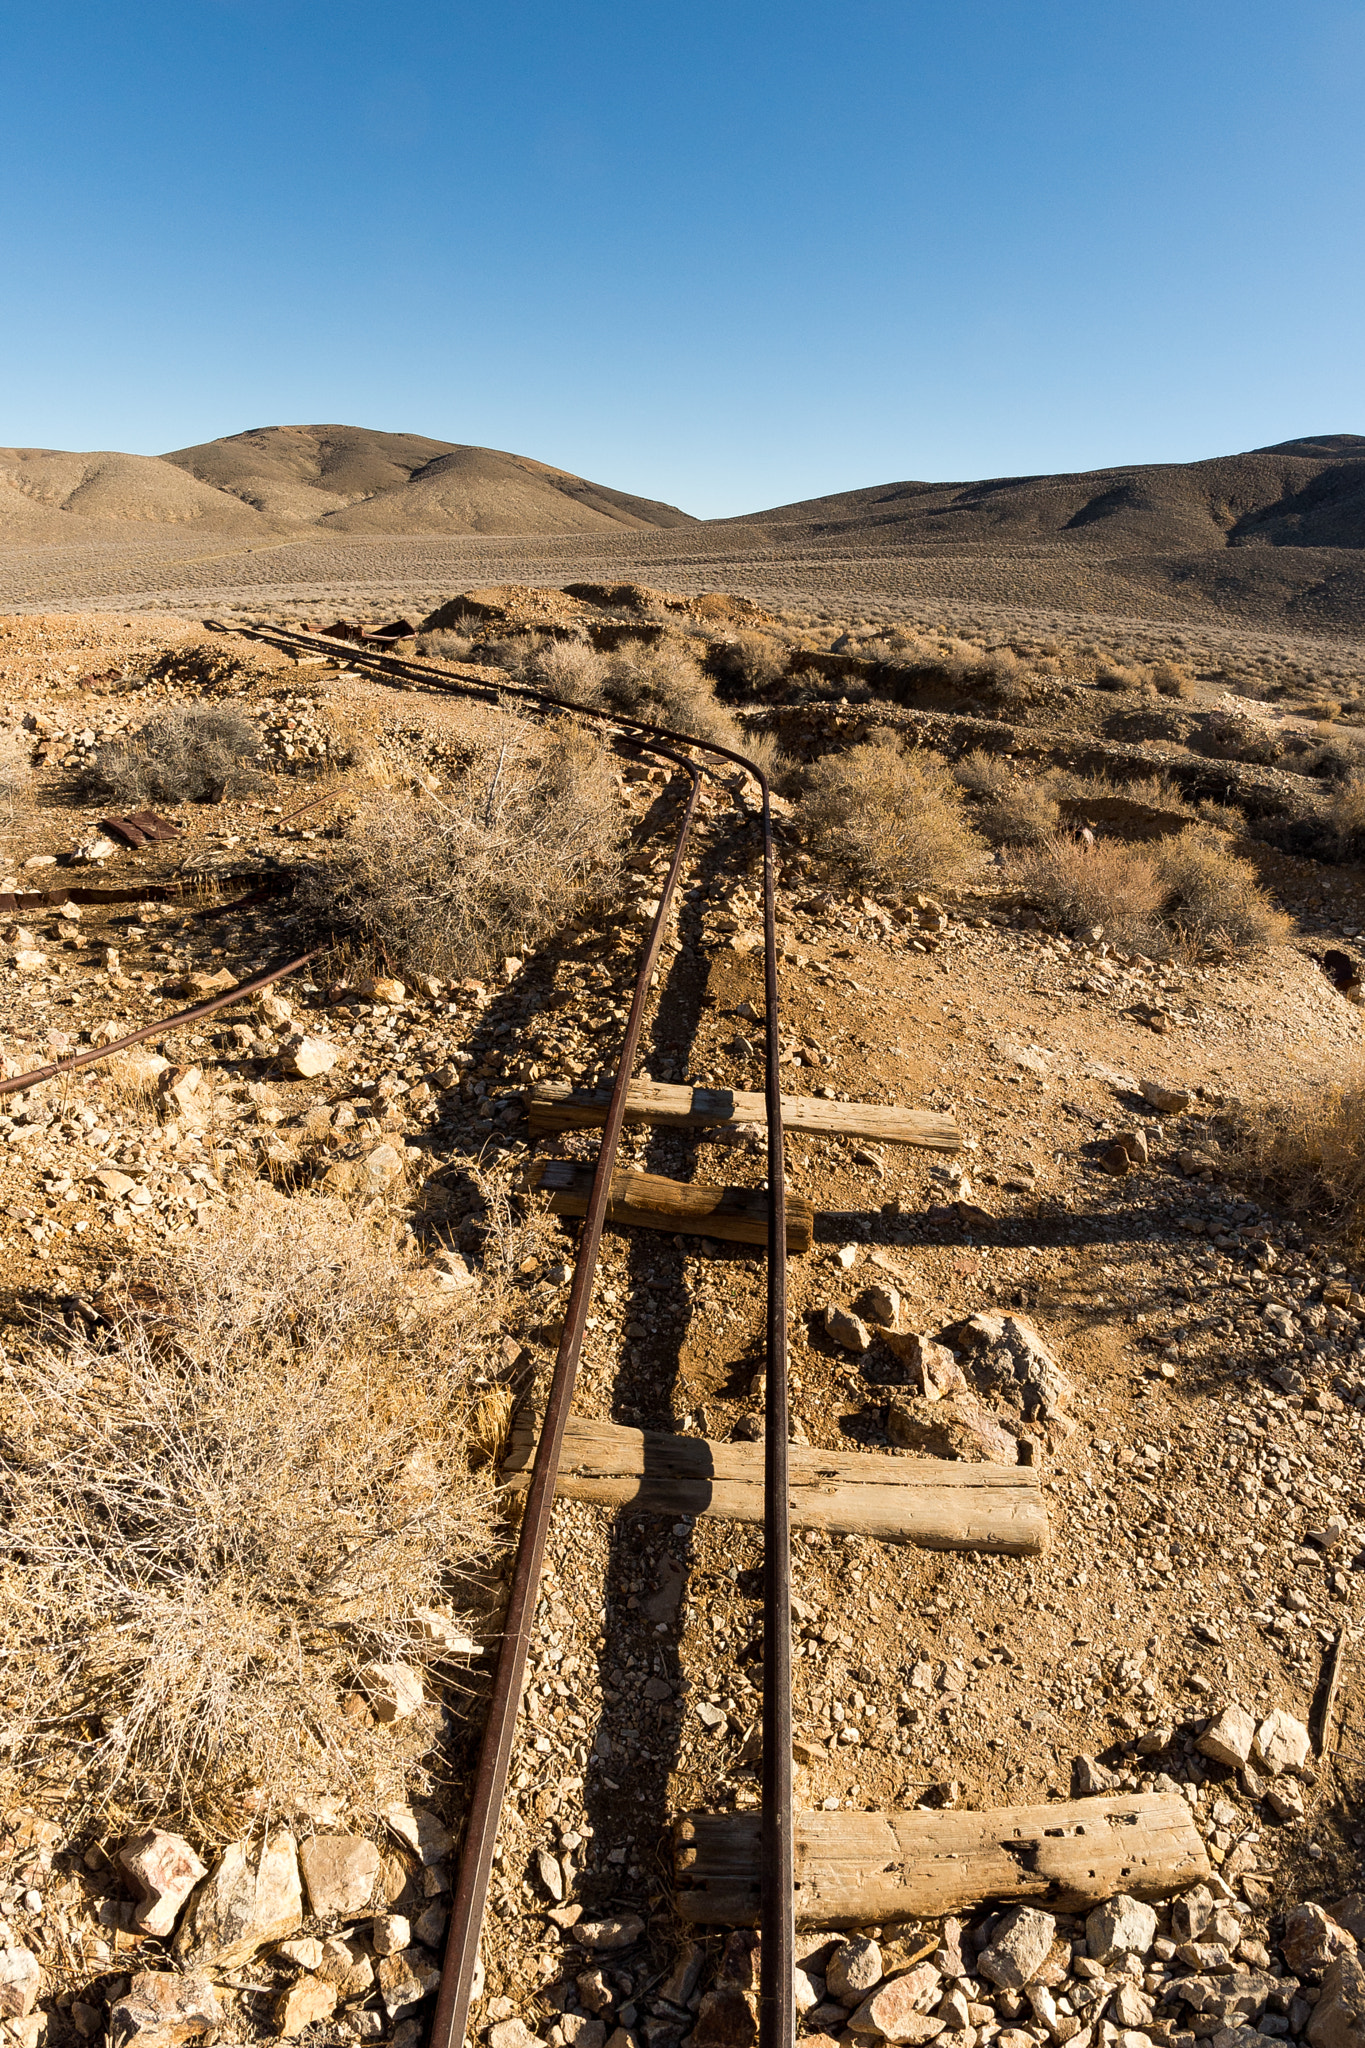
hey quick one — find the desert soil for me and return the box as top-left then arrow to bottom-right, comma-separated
0,608 -> 1361,2048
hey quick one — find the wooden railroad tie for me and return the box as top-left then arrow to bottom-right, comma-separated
501,1411 -> 1047,1553
672,1794 -> 1211,1926
531,1159 -> 814,1252
528,1079 -> 960,1152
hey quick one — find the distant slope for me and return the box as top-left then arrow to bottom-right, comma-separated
0,447 -> 268,535
163,425 -> 697,534
727,437 -> 1365,552
162,424 -> 460,523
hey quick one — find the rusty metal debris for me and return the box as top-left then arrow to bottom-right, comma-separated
0,945 -> 328,1101
98,810 -> 183,849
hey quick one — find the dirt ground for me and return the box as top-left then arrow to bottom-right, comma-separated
0,607 -> 1362,2048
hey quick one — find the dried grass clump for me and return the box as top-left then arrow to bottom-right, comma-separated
1008,834 -> 1165,948
1155,829 -> 1290,951
1238,1065 -> 1365,1256
80,705 -> 266,806
952,752 -> 1059,841
1009,827 -> 1286,952
531,637 -> 609,705
802,736 -> 985,890
0,1188 -> 499,1837
297,711 -> 623,979
1329,772 -> 1365,856
597,640 -> 739,752
1150,660 -> 1195,699
709,630 -> 789,690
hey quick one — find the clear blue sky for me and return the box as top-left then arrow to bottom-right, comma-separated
2,1 -> 1361,516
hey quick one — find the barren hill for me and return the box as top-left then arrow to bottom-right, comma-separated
727,435 -> 1365,552
0,425 -> 698,539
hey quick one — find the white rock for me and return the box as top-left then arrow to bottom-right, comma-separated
1254,1709 -> 1311,1776
117,1829 -> 208,1938
827,1936 -> 884,2003
1086,1895 -> 1158,1966
1196,1704 -> 1256,1769
284,1033 -> 339,1079
360,1661 -> 425,1723
978,1907 -> 1057,1989
0,1949 -> 41,2020
173,1829 -> 303,1969
371,1914 -> 411,1956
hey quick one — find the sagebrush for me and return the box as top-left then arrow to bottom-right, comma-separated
1008,826 -> 1287,951
0,1189 -> 500,1837
80,705 -> 265,806
802,736 -> 984,889
298,711 -> 623,979
1237,1064 -> 1365,1256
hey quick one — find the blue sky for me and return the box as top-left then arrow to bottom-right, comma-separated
1,1 -> 1362,516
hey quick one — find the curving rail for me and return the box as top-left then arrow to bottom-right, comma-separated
212,621 -> 798,2048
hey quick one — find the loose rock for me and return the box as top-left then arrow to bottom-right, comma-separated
107,1972 -> 221,2048
1086,1894 -> 1158,1965
977,1906 -> 1057,1989
275,1976 -> 337,2038
297,1834 -> 381,1917
118,1829 -> 208,1939
174,1829 -> 304,1969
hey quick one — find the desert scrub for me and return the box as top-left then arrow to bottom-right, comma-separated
1008,834 -> 1166,949
1237,1063 -> 1365,1257
1008,827 -> 1286,952
0,1187 -> 499,1837
1330,772 -> 1365,856
79,704 -> 266,806
297,711 -> 623,980
802,735 -> 984,890
953,751 -> 1060,843
597,639 -> 741,751
1155,828 -> 1290,951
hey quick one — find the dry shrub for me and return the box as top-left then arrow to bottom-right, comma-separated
981,781 -> 1061,844
1095,661 -> 1146,692
416,628 -> 481,662
1151,660 -> 1195,699
1238,1066 -> 1365,1256
0,1187 -> 498,1837
1009,827 -> 1286,951
802,736 -> 984,890
1155,829 -> 1289,950
1330,772 -> 1365,856
710,630 -> 789,690
297,711 -> 623,979
80,705 -> 266,806
598,640 -> 739,752
531,637 -> 609,705
1008,834 -> 1165,948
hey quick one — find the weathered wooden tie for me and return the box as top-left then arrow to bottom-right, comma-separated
501,1411 -> 1046,1552
531,1159 -> 814,1252
528,1078 -> 959,1151
673,1794 -> 1211,1926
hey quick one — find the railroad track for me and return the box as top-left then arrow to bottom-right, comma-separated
217,620 -> 807,2048
3,622 -> 1216,2045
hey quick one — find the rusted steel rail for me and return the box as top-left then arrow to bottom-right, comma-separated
0,945 -> 329,1099
212,621 -> 796,2048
